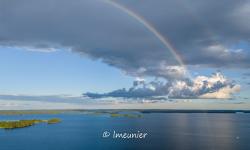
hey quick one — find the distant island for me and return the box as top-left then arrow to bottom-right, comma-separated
110,113 -> 142,118
0,109 -> 250,130
0,109 -> 250,116
0,118 -> 61,129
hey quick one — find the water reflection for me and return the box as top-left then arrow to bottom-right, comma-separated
0,113 -> 249,150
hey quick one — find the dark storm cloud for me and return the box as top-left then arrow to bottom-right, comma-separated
121,0 -> 250,67
0,0 -> 250,79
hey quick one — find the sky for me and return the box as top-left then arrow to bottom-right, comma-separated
0,47 -> 133,95
0,0 -> 250,109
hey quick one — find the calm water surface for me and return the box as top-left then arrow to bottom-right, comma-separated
0,113 -> 250,150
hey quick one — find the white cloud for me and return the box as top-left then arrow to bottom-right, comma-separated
85,72 -> 240,99
199,85 -> 240,99
168,72 -> 240,99
25,47 -> 58,53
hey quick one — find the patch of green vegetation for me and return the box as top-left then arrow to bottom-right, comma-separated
83,110 -> 144,118
47,118 -> 61,124
110,113 -> 143,118
0,118 -> 61,129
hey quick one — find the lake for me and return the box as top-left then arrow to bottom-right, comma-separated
0,111 -> 250,150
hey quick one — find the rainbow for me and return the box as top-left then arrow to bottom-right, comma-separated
104,0 -> 187,70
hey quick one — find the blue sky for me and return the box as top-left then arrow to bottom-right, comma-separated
0,47 -> 134,95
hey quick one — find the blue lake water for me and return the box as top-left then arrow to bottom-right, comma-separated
0,112 -> 250,150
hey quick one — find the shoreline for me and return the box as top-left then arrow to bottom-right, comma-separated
0,109 -> 250,115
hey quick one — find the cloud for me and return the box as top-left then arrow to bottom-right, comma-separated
0,99 -> 85,110
0,0 -> 249,79
84,72 -> 240,99
199,85 -> 240,99
0,94 -> 84,103
24,47 -> 58,53
243,72 -> 250,76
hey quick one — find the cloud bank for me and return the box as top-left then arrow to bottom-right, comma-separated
0,95 -> 84,103
0,0 -> 249,79
84,72 -> 240,99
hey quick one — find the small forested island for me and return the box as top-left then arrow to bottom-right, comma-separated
110,113 -> 143,118
47,118 -> 61,124
0,118 -> 61,129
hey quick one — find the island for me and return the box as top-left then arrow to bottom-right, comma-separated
110,113 -> 143,118
0,118 -> 61,129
